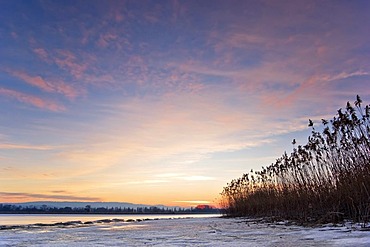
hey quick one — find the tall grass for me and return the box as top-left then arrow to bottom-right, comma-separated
221,96 -> 370,223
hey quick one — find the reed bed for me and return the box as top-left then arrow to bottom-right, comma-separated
221,96 -> 370,224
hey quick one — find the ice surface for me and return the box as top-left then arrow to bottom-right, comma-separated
0,217 -> 369,246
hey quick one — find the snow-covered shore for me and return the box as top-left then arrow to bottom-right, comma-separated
1,216 -> 369,246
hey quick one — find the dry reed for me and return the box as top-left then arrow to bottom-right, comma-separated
221,96 -> 370,224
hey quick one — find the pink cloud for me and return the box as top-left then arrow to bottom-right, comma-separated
322,71 -> 369,82
97,32 -> 118,48
54,50 -> 87,79
33,48 -> 49,61
273,70 -> 370,109
106,1 -> 126,23
0,87 -> 65,111
9,70 -> 79,99
165,71 -> 204,94
191,15 -> 370,112
83,74 -> 116,88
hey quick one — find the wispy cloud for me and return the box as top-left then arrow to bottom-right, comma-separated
97,32 -> 118,48
174,200 -> 212,204
155,173 -> 184,178
8,70 -> 80,99
33,48 -> 49,61
32,46 -> 91,82
50,89 -> 307,181
182,176 -> 215,181
124,180 -> 168,185
0,192 -> 101,202
153,173 -> 216,182
0,143 -> 53,150
322,71 -> 369,82
50,190 -> 68,194
54,50 -> 88,79
153,174 -> 216,182
0,87 -> 65,111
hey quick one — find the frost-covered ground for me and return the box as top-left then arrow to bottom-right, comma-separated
1,216 -> 369,246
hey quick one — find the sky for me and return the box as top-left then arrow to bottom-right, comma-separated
1,0 -> 370,207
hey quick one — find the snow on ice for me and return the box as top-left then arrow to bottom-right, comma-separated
0,216 -> 369,246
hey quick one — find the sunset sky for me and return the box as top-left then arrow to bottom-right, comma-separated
1,0 -> 370,207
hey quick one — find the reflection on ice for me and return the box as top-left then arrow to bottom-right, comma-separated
99,223 -> 148,230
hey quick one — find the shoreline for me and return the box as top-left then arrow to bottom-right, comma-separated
0,211 -> 219,215
0,213 -> 221,229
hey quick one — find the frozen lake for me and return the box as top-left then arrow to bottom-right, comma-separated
0,213 -> 218,225
1,215 -> 369,246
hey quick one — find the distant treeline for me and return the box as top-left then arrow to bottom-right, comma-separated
0,204 -> 219,214
221,96 -> 370,224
